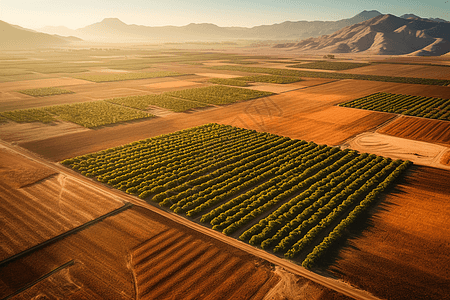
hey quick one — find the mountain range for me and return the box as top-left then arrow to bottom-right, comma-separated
1,11 -> 449,55
275,14 -> 450,56
37,10 -> 384,42
0,20 -> 81,49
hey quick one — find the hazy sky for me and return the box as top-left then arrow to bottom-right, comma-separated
1,0 -> 449,29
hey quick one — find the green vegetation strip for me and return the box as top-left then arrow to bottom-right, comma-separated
207,78 -> 249,87
208,65 -> 450,86
166,85 -> 273,105
62,123 -> 411,269
18,87 -> 75,97
74,71 -> 186,82
1,260 -> 75,300
287,61 -> 371,70
1,101 -> 154,128
339,92 -> 450,121
235,75 -> 303,84
107,94 -> 210,112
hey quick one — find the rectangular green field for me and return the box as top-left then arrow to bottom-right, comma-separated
287,61 -> 371,70
61,123 -> 411,269
165,85 -> 273,105
18,87 -> 75,97
1,101 -> 153,128
107,94 -> 210,112
74,71 -> 186,82
338,92 -> 450,121
208,65 -> 450,86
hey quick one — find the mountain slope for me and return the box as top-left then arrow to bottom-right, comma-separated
37,11 -> 383,42
0,20 -> 73,49
276,14 -> 450,55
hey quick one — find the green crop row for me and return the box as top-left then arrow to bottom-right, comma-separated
0,101 -> 153,128
165,85 -> 273,105
235,75 -> 303,84
208,65 -> 450,86
18,87 -> 75,97
61,123 -> 410,269
339,92 -> 450,121
74,71 -> 186,82
106,94 -> 209,112
207,78 -> 250,87
287,61 -> 371,70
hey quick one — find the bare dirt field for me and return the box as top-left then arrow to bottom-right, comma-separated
378,116 -> 450,146
345,132 -> 450,169
0,121 -> 90,143
264,267 -> 352,300
0,77 -> 94,92
330,166 -> 450,300
0,145 -> 124,261
441,150 -> 450,165
340,63 -> 450,80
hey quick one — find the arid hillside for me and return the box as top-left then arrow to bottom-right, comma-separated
276,14 -> 450,56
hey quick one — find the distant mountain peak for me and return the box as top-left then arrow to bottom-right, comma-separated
100,18 -> 126,26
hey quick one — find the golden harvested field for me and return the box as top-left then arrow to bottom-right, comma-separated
330,166 -> 450,300
378,116 -> 450,146
340,63 -> 450,80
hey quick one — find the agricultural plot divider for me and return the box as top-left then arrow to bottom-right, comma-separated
62,124 -> 411,269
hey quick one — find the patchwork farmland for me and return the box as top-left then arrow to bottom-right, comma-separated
1,48 -> 449,300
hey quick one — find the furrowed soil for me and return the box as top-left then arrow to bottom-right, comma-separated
0,145 -> 124,261
378,116 -> 450,146
0,206 -> 279,300
330,166 -> 450,300
19,79 -> 448,161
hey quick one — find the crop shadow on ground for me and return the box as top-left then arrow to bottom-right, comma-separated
311,167 -> 414,278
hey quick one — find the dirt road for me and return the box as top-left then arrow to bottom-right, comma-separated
0,140 -> 382,300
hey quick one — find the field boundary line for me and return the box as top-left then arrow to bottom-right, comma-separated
1,260 -> 75,300
0,202 -> 133,268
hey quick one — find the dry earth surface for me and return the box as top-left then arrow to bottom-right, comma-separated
340,63 -> 450,80
330,166 -> 450,300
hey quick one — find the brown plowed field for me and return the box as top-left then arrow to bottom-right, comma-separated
340,63 -> 450,80
441,150 -> 450,165
131,228 -> 277,300
378,116 -> 450,146
1,206 -> 279,300
0,146 -> 124,261
330,166 -> 450,300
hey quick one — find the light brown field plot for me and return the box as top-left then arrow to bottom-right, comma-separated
0,146 -> 124,261
0,205 -> 279,300
346,132 -> 450,169
0,77 -> 93,92
378,116 -> 450,146
195,72 -> 242,78
340,63 -> 450,80
330,166 -> 450,300
441,150 -> 450,166
0,121 -> 89,143
145,80 -> 202,89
